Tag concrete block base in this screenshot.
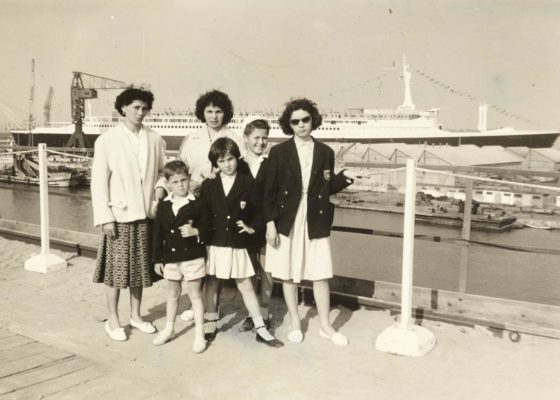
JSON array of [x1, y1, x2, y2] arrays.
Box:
[[375, 323, 436, 357], [24, 253, 67, 273]]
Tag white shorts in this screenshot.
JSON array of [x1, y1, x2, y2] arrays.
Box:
[[163, 257, 206, 282]]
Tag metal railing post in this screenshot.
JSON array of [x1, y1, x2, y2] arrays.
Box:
[[375, 159, 436, 356], [24, 144, 67, 273]]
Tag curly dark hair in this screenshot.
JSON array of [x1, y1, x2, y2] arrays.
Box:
[[278, 98, 322, 135], [195, 90, 234, 125], [208, 137, 241, 168], [114, 88, 154, 116]]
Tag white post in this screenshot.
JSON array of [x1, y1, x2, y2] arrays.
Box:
[[24, 144, 67, 273], [400, 158, 416, 329], [375, 159, 436, 356]]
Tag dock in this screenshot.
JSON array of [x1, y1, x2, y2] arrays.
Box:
[[1, 236, 559, 399]]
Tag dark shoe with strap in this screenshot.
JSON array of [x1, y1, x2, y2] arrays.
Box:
[[255, 326, 284, 348], [204, 317, 219, 342], [240, 317, 272, 332], [239, 316, 254, 332]]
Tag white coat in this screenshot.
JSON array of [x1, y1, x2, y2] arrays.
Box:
[[91, 123, 166, 226]]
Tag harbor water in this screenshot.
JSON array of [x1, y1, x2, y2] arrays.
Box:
[[0, 184, 559, 306]]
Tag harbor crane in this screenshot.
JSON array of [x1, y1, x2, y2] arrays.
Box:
[[67, 72, 128, 148], [43, 87, 54, 125]]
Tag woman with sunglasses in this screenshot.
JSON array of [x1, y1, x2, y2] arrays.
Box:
[[263, 98, 355, 346]]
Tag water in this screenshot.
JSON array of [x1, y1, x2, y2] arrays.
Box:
[[1, 185, 559, 306]]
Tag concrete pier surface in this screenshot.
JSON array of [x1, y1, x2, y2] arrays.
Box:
[[1, 236, 559, 399]]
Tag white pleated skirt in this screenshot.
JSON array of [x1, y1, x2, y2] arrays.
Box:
[[265, 195, 333, 283], [206, 246, 255, 279]]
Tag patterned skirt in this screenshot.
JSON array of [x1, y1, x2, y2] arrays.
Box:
[[93, 219, 158, 289]]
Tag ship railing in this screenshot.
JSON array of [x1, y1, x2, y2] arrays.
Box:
[[3, 147, 560, 355], [330, 160, 560, 349]]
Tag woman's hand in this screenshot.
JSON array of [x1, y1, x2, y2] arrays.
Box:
[[342, 169, 360, 180], [102, 222, 116, 239], [265, 221, 279, 248], [180, 221, 199, 237], [154, 187, 167, 202], [201, 165, 221, 180], [154, 263, 164, 277], [237, 220, 255, 235]]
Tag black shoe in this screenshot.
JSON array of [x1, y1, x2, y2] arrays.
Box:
[[204, 317, 219, 342], [204, 330, 217, 342], [255, 326, 284, 348], [239, 317, 254, 332]]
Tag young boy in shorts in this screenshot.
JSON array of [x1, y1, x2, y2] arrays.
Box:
[[152, 160, 207, 353]]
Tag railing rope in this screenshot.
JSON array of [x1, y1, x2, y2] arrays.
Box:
[[375, 159, 437, 356], [24, 143, 67, 273]]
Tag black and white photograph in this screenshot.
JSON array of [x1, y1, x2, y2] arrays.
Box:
[[0, 1, 559, 399]]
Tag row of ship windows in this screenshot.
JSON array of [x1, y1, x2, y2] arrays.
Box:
[[91, 124, 341, 131]]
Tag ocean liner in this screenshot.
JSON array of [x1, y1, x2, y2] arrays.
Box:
[[10, 60, 560, 151]]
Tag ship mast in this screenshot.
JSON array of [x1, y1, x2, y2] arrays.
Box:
[[397, 55, 415, 111], [28, 58, 35, 146]]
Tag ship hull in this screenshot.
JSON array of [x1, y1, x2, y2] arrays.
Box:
[[11, 130, 560, 151]]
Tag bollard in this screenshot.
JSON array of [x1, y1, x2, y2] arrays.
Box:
[[375, 159, 436, 356], [24, 143, 67, 273]]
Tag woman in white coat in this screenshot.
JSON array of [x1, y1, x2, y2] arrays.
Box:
[[92, 87, 166, 341]]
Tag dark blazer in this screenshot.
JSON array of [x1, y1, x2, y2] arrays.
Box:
[[199, 171, 261, 249], [152, 197, 207, 264], [263, 137, 352, 239]]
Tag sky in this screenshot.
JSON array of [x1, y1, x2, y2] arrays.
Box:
[[1, 0, 559, 132]]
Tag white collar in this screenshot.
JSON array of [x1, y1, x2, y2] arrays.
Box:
[[121, 122, 145, 137], [293, 135, 313, 148], [164, 192, 196, 203]]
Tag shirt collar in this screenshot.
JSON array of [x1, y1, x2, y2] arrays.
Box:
[[164, 192, 196, 203], [293, 135, 313, 149], [121, 122, 145, 137]]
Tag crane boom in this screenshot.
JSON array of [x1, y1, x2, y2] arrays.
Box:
[[67, 71, 129, 148]]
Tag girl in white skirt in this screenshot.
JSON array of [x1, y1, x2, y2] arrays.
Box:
[[263, 98, 355, 346], [199, 137, 283, 348]]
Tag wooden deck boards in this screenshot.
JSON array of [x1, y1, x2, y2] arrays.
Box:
[[0, 328, 109, 400]]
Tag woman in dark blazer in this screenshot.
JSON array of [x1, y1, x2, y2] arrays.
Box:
[[263, 98, 355, 346]]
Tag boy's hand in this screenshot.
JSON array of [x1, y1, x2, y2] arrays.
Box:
[[237, 220, 255, 235], [180, 220, 199, 237], [154, 263, 164, 277]]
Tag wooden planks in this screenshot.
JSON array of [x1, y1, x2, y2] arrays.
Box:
[[0, 329, 107, 400]]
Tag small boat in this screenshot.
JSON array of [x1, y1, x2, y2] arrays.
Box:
[[523, 221, 554, 230]]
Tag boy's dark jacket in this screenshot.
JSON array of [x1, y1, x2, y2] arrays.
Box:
[[152, 196, 207, 264], [198, 164, 262, 249]]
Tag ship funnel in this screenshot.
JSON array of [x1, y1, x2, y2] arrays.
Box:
[[397, 55, 415, 111], [477, 102, 488, 131]]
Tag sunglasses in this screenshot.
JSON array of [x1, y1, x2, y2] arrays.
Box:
[[289, 116, 312, 126]]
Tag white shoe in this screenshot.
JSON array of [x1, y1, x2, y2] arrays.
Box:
[[104, 321, 126, 341], [319, 328, 348, 346], [287, 328, 303, 343], [152, 330, 175, 346], [180, 309, 195, 322], [129, 319, 156, 334], [192, 335, 207, 353]]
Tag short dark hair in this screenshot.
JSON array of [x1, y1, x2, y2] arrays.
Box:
[[114, 88, 154, 116], [208, 137, 240, 168], [163, 160, 190, 180], [244, 119, 270, 136], [195, 90, 234, 125], [278, 98, 322, 135]]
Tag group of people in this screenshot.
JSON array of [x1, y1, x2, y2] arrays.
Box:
[[91, 88, 355, 354]]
